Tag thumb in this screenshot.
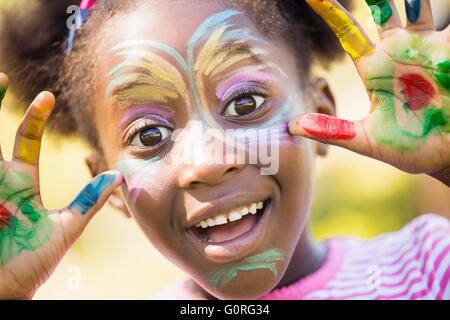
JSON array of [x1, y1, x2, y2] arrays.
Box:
[[61, 171, 124, 237], [288, 113, 371, 156]]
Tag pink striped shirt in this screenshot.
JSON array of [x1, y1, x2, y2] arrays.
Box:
[[149, 214, 450, 300]]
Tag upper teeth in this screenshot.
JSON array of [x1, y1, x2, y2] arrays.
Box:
[[195, 201, 264, 228]]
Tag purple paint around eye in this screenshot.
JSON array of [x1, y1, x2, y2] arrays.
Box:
[[119, 104, 175, 129], [215, 70, 275, 100]]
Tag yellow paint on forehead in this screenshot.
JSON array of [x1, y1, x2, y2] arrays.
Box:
[[114, 52, 188, 99], [195, 26, 227, 75], [204, 40, 248, 76], [114, 85, 179, 104], [210, 48, 269, 78]]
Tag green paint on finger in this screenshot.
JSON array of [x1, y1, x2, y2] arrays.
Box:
[[366, 0, 393, 27], [0, 85, 6, 107]]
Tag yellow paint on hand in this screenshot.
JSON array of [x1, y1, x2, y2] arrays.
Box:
[[306, 0, 374, 61], [17, 92, 54, 164]]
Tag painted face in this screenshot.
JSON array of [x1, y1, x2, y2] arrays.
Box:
[[93, 2, 316, 299]]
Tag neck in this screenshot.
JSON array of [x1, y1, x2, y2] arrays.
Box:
[[274, 225, 327, 290], [188, 224, 327, 299]]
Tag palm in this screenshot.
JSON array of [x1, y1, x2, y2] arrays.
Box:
[[358, 28, 449, 172], [0, 82, 122, 299], [291, 0, 449, 178], [0, 161, 67, 298]]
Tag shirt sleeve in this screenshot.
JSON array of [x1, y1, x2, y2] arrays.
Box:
[[403, 214, 450, 299]]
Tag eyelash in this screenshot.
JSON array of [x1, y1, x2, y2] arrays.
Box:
[[123, 86, 267, 144], [125, 119, 170, 146], [222, 86, 267, 110]]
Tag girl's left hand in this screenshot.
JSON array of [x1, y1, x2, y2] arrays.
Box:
[[289, 0, 450, 185]]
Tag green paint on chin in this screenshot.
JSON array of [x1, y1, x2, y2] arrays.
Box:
[[365, 0, 393, 27], [0, 163, 53, 266], [207, 248, 284, 292]]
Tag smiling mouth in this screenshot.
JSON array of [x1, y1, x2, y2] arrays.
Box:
[[190, 199, 270, 243]]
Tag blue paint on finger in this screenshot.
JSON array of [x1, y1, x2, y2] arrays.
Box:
[[69, 173, 118, 215], [405, 0, 421, 23]]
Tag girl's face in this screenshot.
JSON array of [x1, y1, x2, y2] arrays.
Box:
[[92, 1, 318, 299]]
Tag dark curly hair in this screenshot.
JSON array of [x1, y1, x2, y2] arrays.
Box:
[[0, 0, 353, 150]]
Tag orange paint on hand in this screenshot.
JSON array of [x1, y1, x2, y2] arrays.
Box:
[[306, 0, 374, 61]]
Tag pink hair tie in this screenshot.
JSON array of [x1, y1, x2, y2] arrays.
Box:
[[80, 0, 96, 10], [66, 0, 97, 53]]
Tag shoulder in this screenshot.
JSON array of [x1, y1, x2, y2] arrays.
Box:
[[307, 214, 450, 300]]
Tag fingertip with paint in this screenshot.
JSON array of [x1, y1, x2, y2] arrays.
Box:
[[0, 74, 8, 101], [0, 73, 9, 85], [405, 0, 421, 24], [287, 115, 304, 136], [32, 92, 56, 119], [69, 171, 122, 215]]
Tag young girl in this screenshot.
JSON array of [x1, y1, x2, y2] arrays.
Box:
[[0, 0, 448, 300]]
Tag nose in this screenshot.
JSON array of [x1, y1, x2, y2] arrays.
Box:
[[178, 163, 244, 188]]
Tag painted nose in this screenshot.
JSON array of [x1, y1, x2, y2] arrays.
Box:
[[178, 163, 243, 188]]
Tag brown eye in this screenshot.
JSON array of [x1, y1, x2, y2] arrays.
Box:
[[131, 126, 171, 147], [224, 95, 265, 116]]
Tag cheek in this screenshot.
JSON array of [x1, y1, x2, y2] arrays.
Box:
[[119, 161, 173, 225], [274, 136, 315, 243]]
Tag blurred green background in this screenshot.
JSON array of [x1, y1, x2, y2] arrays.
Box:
[[0, 0, 449, 299]]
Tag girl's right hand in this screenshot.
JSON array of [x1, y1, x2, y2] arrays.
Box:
[[0, 73, 123, 299]]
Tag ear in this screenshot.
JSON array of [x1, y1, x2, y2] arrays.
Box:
[[85, 155, 132, 218], [307, 78, 337, 157]]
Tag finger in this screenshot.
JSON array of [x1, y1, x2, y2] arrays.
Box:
[[305, 0, 375, 62], [0, 73, 8, 107], [365, 0, 402, 35], [60, 171, 123, 246], [12, 92, 55, 165], [67, 171, 123, 217], [405, 0, 435, 31], [288, 113, 371, 156], [0, 73, 9, 161]]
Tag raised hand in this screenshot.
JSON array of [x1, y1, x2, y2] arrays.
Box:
[[289, 0, 449, 185], [0, 74, 123, 299]]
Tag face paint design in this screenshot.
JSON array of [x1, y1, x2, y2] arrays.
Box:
[[405, 0, 421, 24], [365, 0, 393, 28], [0, 163, 53, 266], [215, 70, 275, 101], [106, 9, 292, 129], [109, 10, 296, 197], [68, 172, 118, 215], [365, 32, 450, 152], [207, 248, 283, 292]]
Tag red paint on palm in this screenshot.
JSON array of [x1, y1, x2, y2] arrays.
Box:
[[297, 114, 356, 140], [0, 205, 12, 230], [399, 73, 435, 111]]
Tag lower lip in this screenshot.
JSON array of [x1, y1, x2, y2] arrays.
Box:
[[187, 201, 272, 264]]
